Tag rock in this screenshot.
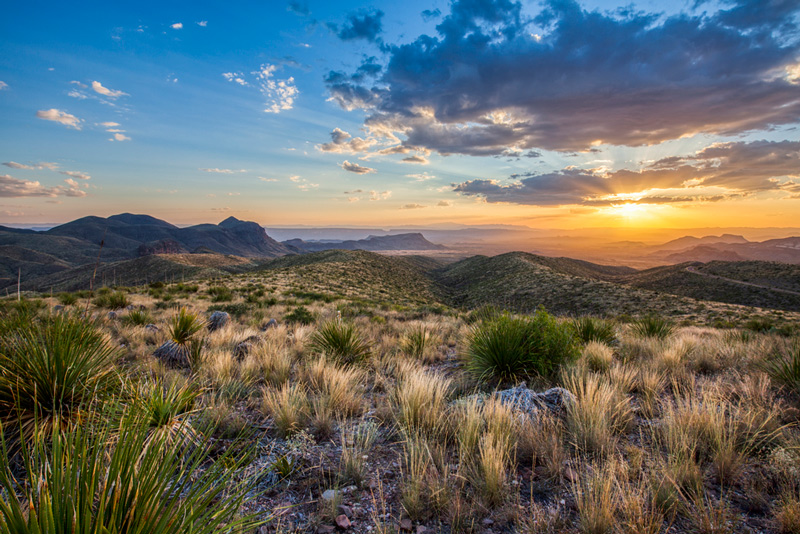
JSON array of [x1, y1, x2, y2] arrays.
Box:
[[399, 518, 413, 532], [207, 311, 230, 332], [482, 518, 495, 527], [459, 384, 576, 418], [233, 335, 262, 361], [338, 505, 353, 518], [317, 526, 336, 534], [145, 323, 159, 332], [564, 466, 579, 483], [416, 526, 428, 534], [262, 318, 279, 330], [335, 514, 351, 529], [106, 311, 118, 320], [321, 489, 340, 502], [52, 305, 64, 313], [126, 305, 135, 311], [153, 340, 191, 368]]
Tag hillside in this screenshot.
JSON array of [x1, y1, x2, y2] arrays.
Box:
[[283, 232, 447, 253], [648, 236, 800, 264]]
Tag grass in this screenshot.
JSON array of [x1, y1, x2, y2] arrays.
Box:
[[262, 382, 309, 437], [573, 316, 617, 345], [464, 309, 578, 382], [631, 315, 676, 339], [763, 341, 800, 395], [393, 367, 451, 438], [93, 290, 129, 309], [309, 319, 372, 365], [122, 308, 152, 326]]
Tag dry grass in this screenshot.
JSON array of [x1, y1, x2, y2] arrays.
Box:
[[393, 367, 451, 439], [303, 355, 365, 417], [262, 382, 309, 437]]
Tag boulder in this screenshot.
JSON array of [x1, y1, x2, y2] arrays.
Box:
[[233, 335, 262, 361], [460, 384, 575, 418], [208, 311, 230, 332], [153, 340, 191, 368], [106, 311, 118, 320], [145, 323, 160, 332], [262, 318, 279, 330]]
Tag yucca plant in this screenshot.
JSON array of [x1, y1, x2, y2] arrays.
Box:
[[154, 308, 205, 368], [122, 308, 152, 326], [401, 325, 436, 362], [763, 342, 800, 395], [0, 313, 120, 444], [309, 320, 372, 365], [0, 406, 262, 534], [573, 316, 617, 346], [139, 377, 202, 446], [631, 315, 675, 339]]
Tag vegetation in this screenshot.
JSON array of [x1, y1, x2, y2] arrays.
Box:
[[309, 319, 372, 364], [631, 314, 676, 339], [573, 316, 617, 345]]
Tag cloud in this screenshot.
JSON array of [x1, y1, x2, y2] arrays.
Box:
[[222, 72, 248, 86], [370, 190, 391, 200], [91, 81, 127, 99], [259, 177, 278, 182], [453, 139, 800, 207], [3, 161, 58, 170], [199, 168, 246, 174], [402, 155, 429, 164], [317, 128, 377, 154], [437, 200, 452, 207], [197, 21, 208, 27], [331, 8, 384, 42], [0, 174, 86, 198], [421, 9, 442, 21], [407, 172, 435, 181], [60, 170, 91, 180], [326, 0, 800, 155], [0, 81, 7, 90], [36, 109, 82, 129], [341, 160, 376, 174], [110, 133, 131, 141], [287, 1, 310, 16], [253, 64, 298, 113], [100, 121, 120, 127], [400, 203, 426, 209], [298, 183, 319, 191], [171, 22, 183, 29]]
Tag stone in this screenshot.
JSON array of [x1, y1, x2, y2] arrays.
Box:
[[337, 505, 353, 518], [233, 335, 261, 361], [399, 518, 413, 532], [207, 311, 230, 332], [335, 514, 351, 529], [145, 323, 159, 332], [416, 526, 428, 534], [52, 305, 64, 313], [321, 489, 340, 502], [564, 466, 579, 483], [106, 311, 117, 320], [482, 518, 495, 526], [459, 384, 576, 418], [317, 526, 336, 534], [153, 340, 191, 369], [262, 318, 279, 330]]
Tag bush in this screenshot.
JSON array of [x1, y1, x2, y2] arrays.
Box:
[[401, 325, 435, 362], [208, 303, 250, 319], [573, 316, 617, 345], [0, 313, 120, 443], [207, 286, 234, 302], [122, 309, 152, 326], [310, 320, 372, 365], [57, 292, 78, 306], [0, 405, 260, 534], [745, 317, 774, 334], [93, 291, 129, 309], [631, 315, 675, 339], [464, 309, 579, 383], [285, 306, 315, 325], [763, 342, 800, 395]]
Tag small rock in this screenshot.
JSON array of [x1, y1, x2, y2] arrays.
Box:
[[482, 518, 495, 526], [399, 518, 413, 532], [126, 305, 135, 311], [145, 323, 159, 332], [262, 318, 279, 330], [207, 311, 230, 332], [52, 305, 64, 313], [335, 514, 351, 529], [317, 526, 336, 534], [416, 526, 428, 534], [564, 466, 579, 483], [338, 505, 353, 518], [106, 311, 117, 320], [232, 335, 261, 361], [321, 489, 340, 502]]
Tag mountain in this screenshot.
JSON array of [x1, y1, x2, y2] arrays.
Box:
[[655, 234, 749, 251], [282, 232, 447, 253], [648, 237, 800, 264]]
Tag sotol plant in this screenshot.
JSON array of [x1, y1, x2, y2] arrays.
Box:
[[310, 320, 372, 365], [153, 308, 205, 368]]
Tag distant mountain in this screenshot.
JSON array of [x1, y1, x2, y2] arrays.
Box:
[[656, 234, 749, 251], [283, 232, 447, 253], [648, 237, 800, 264]]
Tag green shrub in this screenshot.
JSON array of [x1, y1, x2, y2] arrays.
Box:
[[465, 309, 578, 383], [122, 309, 152, 326], [310, 320, 372, 365], [763, 342, 800, 395], [631, 315, 675, 339], [745, 317, 774, 334], [572, 316, 617, 345], [285, 306, 315, 325], [207, 286, 234, 302], [208, 303, 250, 319], [0, 405, 260, 534], [93, 291, 128, 309], [139, 378, 201, 445], [0, 314, 120, 443], [153, 308, 205, 368], [57, 292, 78, 306], [401, 325, 435, 362]]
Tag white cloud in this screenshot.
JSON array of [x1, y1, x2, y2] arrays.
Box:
[[222, 72, 248, 86], [289, 175, 301, 182], [63, 178, 79, 188], [171, 22, 183, 29], [36, 109, 82, 129], [341, 160, 376, 174], [3, 161, 59, 171], [0, 174, 86, 198], [369, 190, 391, 201], [91, 81, 127, 99], [109, 133, 131, 141], [298, 183, 319, 191], [197, 21, 208, 27], [67, 90, 88, 100], [406, 172, 435, 181], [199, 168, 246, 174], [253, 64, 298, 113], [348, 197, 360, 202], [60, 170, 91, 180], [0, 81, 8, 90], [402, 155, 429, 164], [70, 81, 87, 88], [100, 121, 120, 127], [259, 177, 278, 182]]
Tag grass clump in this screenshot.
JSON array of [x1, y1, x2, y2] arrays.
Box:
[[631, 315, 675, 339], [573, 316, 617, 345], [57, 292, 78, 306], [93, 290, 129, 309], [285, 305, 315, 325], [0, 313, 119, 443], [122, 308, 152, 326], [139, 377, 201, 445], [262, 382, 309, 437], [464, 309, 578, 383], [309, 320, 372, 365], [763, 342, 800, 395], [401, 324, 436, 362]]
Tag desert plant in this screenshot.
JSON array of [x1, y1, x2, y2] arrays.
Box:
[[763, 342, 800, 395], [340, 419, 379, 486], [93, 290, 129, 309], [0, 313, 119, 443], [631, 315, 675, 339], [573, 316, 617, 345], [139, 377, 201, 445], [465, 309, 578, 383], [0, 406, 260, 534], [262, 382, 309, 437], [122, 308, 152, 326], [284, 305, 315, 325], [401, 324, 436, 362], [393, 367, 451, 438], [583, 341, 615, 372], [304, 356, 365, 417], [563, 372, 633, 456], [153, 308, 205, 368], [57, 292, 78, 306], [309, 320, 372, 365], [572, 460, 619, 534]]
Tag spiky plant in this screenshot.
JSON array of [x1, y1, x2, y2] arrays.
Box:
[[309, 320, 372, 365], [122, 308, 152, 326], [763, 342, 800, 395], [153, 308, 205, 368], [401, 325, 435, 362], [0, 406, 261, 534], [573, 316, 617, 346], [631, 315, 675, 340], [139, 377, 202, 446], [0, 313, 120, 444]]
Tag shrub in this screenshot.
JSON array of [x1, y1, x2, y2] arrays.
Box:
[[0, 406, 260, 534], [401, 325, 436, 362], [208, 303, 250, 319], [93, 291, 129, 309], [122, 308, 152, 326], [573, 316, 617, 345], [745, 317, 774, 334], [310, 320, 372, 365], [153, 308, 204, 368], [0, 313, 120, 443], [762, 342, 800, 395], [57, 292, 78, 306], [631, 315, 675, 339], [207, 286, 234, 302], [465, 309, 578, 383], [139, 378, 201, 445], [284, 306, 315, 325]]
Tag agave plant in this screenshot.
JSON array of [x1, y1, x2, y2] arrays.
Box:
[[0, 404, 262, 534], [0, 313, 120, 444], [153, 308, 205, 368], [572, 316, 617, 346], [309, 320, 372, 365]]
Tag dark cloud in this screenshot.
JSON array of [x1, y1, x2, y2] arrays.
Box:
[[453, 140, 800, 206], [331, 9, 384, 42], [421, 9, 442, 21], [326, 0, 800, 155]]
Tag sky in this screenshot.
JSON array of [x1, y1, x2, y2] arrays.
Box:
[[0, 0, 799, 230]]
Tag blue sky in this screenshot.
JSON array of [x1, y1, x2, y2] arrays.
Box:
[[1, 0, 799, 229]]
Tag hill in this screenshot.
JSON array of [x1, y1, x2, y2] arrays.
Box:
[[647, 237, 800, 264], [283, 232, 447, 253]]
